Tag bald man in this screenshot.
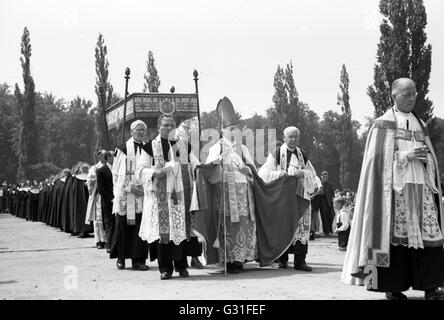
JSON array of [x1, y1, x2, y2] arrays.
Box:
[[258, 126, 321, 272], [342, 78, 444, 300]]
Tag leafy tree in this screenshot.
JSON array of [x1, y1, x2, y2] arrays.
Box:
[[94, 33, 113, 150], [0, 84, 19, 182], [28, 162, 61, 182], [336, 65, 353, 189], [143, 51, 161, 93], [428, 117, 444, 179], [270, 65, 288, 136], [269, 62, 320, 155], [368, 0, 433, 121], [14, 27, 37, 181], [313, 111, 341, 186]]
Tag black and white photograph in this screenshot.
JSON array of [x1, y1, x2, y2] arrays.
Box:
[[1, 0, 444, 308]]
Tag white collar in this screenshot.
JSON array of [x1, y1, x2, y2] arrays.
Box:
[[283, 143, 297, 152], [76, 173, 88, 181], [394, 106, 412, 116]]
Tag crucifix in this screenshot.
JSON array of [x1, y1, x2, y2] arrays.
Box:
[[126, 160, 135, 180]]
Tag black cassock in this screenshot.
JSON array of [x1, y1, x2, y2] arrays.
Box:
[[25, 191, 31, 220], [69, 176, 93, 235], [17, 190, 27, 219], [13, 189, 20, 216], [48, 180, 65, 227], [11, 190, 18, 216], [5, 189, 11, 213], [60, 175, 74, 233], [44, 183, 56, 225], [9, 189, 17, 215], [97, 164, 115, 247], [37, 184, 51, 223], [11, 190, 17, 216], [0, 188, 5, 213], [27, 191, 40, 221]]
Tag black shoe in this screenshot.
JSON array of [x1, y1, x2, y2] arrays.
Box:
[[116, 259, 125, 270], [132, 260, 149, 271], [132, 264, 149, 271], [96, 242, 105, 249], [233, 261, 243, 269], [294, 261, 313, 272], [78, 232, 91, 238], [425, 287, 444, 300], [160, 272, 172, 280], [385, 292, 408, 300], [226, 263, 240, 274], [278, 261, 288, 269], [177, 269, 189, 278], [191, 257, 204, 269], [227, 267, 240, 274]]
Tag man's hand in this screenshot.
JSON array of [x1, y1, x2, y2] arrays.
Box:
[[213, 154, 224, 164], [238, 166, 251, 176], [279, 170, 288, 177], [152, 167, 170, 177], [130, 185, 144, 196], [407, 146, 429, 163], [293, 170, 305, 179]]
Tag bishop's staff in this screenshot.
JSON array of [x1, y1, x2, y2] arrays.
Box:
[[216, 98, 227, 276], [216, 97, 238, 277]]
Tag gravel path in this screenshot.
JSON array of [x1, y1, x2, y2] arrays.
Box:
[[0, 213, 425, 300]]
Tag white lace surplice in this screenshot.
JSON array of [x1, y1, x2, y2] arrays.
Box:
[[392, 110, 443, 248], [136, 136, 188, 245]]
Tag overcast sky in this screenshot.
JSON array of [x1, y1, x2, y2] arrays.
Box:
[[1, 0, 443, 131]]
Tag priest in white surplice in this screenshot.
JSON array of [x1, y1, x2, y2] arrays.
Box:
[[136, 114, 200, 280], [85, 150, 107, 250], [342, 78, 444, 300], [110, 120, 149, 271], [258, 126, 320, 271]]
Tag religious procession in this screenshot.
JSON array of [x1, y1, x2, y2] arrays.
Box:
[[1, 0, 444, 302]]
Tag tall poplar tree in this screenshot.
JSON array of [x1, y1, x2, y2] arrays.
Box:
[[336, 65, 353, 189], [143, 51, 161, 93], [368, 0, 433, 121], [14, 27, 37, 181], [94, 33, 113, 150]]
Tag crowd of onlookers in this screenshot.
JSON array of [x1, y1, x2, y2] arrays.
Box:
[[308, 171, 356, 251]]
